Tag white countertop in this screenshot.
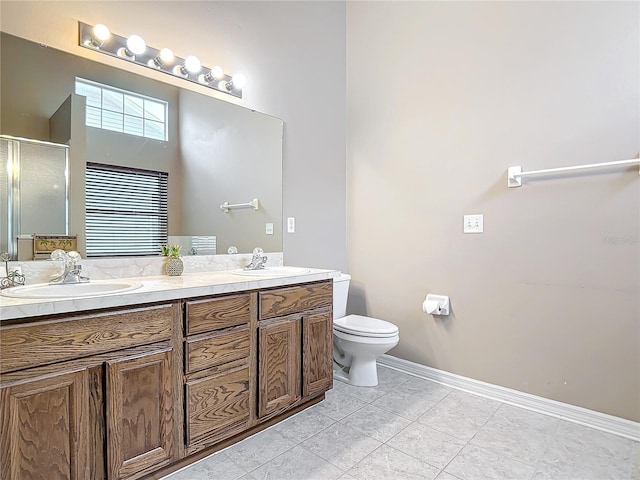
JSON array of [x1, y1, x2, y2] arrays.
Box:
[[0, 268, 338, 321]]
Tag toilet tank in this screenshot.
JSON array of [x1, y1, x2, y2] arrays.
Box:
[[332, 272, 351, 319]]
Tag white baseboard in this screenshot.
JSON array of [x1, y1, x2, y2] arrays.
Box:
[[378, 354, 640, 442]]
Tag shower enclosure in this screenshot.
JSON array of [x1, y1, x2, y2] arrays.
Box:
[[0, 136, 69, 259]]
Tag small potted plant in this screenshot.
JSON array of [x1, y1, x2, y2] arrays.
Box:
[[161, 244, 183, 276]]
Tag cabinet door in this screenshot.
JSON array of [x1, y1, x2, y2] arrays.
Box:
[[106, 347, 174, 480], [0, 368, 90, 480], [258, 318, 301, 418], [302, 311, 333, 398]]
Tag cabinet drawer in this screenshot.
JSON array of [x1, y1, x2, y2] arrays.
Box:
[[185, 325, 250, 374], [259, 281, 332, 320], [0, 304, 176, 374], [185, 294, 251, 335], [185, 365, 250, 446]]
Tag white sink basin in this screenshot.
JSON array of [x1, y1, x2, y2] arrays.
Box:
[[230, 266, 311, 277], [1, 281, 143, 299]]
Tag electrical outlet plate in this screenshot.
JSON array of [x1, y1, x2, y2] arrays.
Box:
[[265, 223, 274, 235], [287, 217, 295, 233], [464, 214, 483, 233]]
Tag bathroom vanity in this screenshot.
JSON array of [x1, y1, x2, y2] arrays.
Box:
[[0, 269, 335, 480]]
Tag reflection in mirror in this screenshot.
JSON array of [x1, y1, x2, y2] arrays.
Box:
[[0, 32, 283, 260], [168, 236, 216, 256], [0, 136, 70, 258]]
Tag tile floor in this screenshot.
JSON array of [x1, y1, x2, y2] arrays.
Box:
[[165, 366, 639, 480]]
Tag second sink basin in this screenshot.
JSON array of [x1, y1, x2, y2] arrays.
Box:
[[1, 281, 143, 299], [230, 266, 311, 277]]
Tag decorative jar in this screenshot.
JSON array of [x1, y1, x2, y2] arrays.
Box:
[[165, 257, 184, 276]]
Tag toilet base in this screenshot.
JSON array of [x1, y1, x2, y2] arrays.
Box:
[[347, 357, 379, 387], [333, 359, 379, 387]]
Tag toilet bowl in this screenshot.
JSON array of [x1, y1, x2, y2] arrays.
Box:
[[332, 273, 400, 387]]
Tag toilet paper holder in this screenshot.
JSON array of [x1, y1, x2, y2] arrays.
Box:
[[423, 294, 450, 316]]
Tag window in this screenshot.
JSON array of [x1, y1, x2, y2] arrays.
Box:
[[75, 78, 168, 141], [85, 163, 168, 257]]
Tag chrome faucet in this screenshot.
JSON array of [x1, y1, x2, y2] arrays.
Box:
[[49, 249, 90, 285], [0, 252, 25, 290], [244, 247, 268, 270]]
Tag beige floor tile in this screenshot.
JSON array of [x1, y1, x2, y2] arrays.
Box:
[[417, 390, 501, 440], [348, 444, 440, 480], [274, 407, 336, 443], [224, 428, 296, 472], [300, 422, 382, 471], [444, 444, 536, 480], [248, 445, 344, 480], [340, 404, 412, 442], [386, 422, 466, 469]]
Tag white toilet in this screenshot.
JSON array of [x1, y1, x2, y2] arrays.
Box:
[[332, 273, 399, 387]]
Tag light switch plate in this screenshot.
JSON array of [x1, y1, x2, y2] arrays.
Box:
[[464, 214, 484, 233]]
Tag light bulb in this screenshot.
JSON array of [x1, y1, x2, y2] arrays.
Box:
[[184, 55, 201, 74], [149, 48, 175, 68], [210, 65, 224, 79], [86, 24, 110, 48], [199, 65, 225, 84], [126, 35, 146, 55], [231, 73, 247, 89], [93, 24, 111, 42], [159, 48, 174, 64]]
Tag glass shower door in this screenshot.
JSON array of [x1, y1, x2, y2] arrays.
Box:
[[0, 136, 69, 259]]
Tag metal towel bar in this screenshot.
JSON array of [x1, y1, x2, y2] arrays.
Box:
[[220, 198, 259, 213], [507, 157, 640, 187]]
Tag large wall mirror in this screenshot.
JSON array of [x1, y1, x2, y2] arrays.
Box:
[[0, 32, 283, 259]]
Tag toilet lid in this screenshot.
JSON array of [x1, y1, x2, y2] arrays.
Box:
[[334, 314, 399, 338]]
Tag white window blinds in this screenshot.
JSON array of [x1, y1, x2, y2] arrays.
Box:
[[85, 163, 168, 257]]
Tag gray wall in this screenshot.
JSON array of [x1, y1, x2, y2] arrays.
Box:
[[347, 1, 639, 421]]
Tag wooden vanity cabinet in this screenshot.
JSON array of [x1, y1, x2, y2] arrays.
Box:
[[0, 278, 334, 479], [0, 303, 180, 480], [257, 280, 333, 419]]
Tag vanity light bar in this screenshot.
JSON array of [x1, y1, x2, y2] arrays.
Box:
[[78, 22, 245, 98]]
